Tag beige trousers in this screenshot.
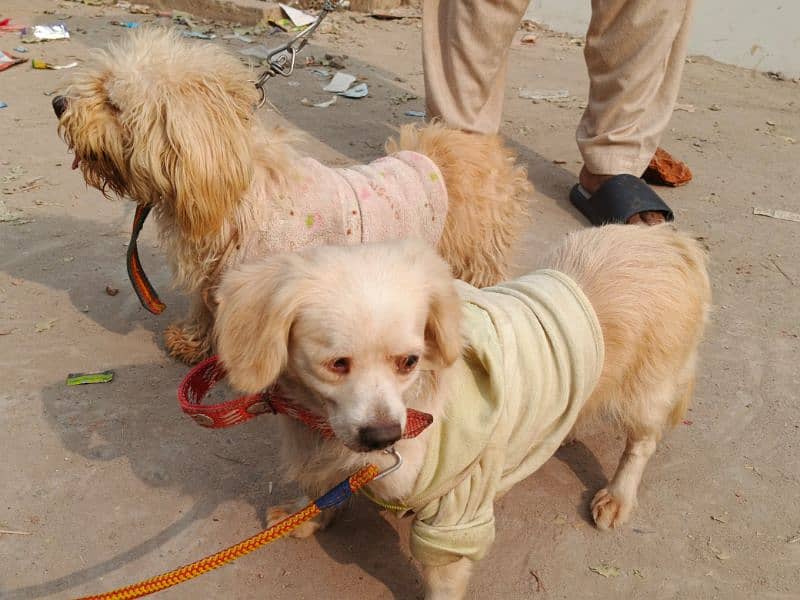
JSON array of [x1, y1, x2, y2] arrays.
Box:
[[423, 0, 695, 176]]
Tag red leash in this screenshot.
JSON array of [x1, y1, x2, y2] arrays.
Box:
[[126, 204, 166, 315], [178, 356, 434, 437]]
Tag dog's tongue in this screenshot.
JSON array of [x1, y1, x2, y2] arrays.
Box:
[[71, 155, 80, 170]]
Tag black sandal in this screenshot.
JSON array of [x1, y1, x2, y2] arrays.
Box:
[[569, 174, 674, 226]]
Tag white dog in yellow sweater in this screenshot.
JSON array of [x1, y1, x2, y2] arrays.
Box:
[[214, 225, 711, 599]]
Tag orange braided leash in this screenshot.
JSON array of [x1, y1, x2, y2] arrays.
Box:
[[76, 464, 379, 600]]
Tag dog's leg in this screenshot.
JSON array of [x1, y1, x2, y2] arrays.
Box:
[[591, 432, 657, 530], [164, 296, 213, 365], [423, 557, 473, 600], [266, 497, 339, 539], [592, 357, 697, 530]]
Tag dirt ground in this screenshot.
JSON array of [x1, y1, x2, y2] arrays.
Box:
[[1, 1, 799, 598]]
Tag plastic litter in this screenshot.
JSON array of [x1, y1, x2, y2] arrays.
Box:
[[66, 370, 115, 386], [13, 47, 28, 53], [0, 51, 26, 72], [25, 23, 70, 41], [340, 82, 368, 98], [404, 110, 426, 118], [0, 101, 7, 109], [111, 21, 139, 28], [0, 18, 26, 33], [32, 59, 78, 70]]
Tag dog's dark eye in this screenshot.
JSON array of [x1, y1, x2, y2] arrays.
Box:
[[396, 355, 419, 374], [327, 357, 351, 375]]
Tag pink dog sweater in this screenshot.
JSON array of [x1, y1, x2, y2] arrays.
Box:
[[248, 150, 448, 256]]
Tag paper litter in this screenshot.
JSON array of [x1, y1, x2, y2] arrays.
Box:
[[279, 4, 316, 28], [753, 207, 800, 223], [323, 72, 356, 93]]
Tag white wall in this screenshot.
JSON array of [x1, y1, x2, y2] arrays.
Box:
[[525, 0, 800, 78]]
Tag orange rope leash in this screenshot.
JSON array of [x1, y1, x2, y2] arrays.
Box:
[[76, 464, 379, 600]]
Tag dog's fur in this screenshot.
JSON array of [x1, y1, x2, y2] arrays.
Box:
[[213, 225, 711, 598], [54, 29, 530, 365]]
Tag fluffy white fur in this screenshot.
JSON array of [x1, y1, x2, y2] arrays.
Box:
[[54, 29, 531, 364], [214, 225, 712, 598]]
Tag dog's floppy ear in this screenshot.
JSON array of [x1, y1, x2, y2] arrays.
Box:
[[214, 254, 308, 393], [127, 70, 258, 241], [408, 243, 463, 367]]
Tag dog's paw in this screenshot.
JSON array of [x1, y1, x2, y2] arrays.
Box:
[[164, 324, 211, 365], [266, 503, 321, 539], [591, 487, 634, 530]]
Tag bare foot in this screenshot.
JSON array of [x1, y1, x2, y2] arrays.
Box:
[[579, 166, 666, 225]]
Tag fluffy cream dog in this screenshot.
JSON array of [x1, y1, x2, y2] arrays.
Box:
[[214, 225, 711, 599], [52, 29, 530, 364]]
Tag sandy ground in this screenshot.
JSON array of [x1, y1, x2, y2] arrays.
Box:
[[1, 1, 799, 599]]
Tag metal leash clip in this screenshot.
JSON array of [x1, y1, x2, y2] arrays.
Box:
[[253, 0, 343, 108], [372, 446, 403, 481]]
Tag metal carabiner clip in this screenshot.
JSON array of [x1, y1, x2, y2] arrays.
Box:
[[252, 0, 343, 109]]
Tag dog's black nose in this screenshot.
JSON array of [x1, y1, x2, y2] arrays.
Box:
[[52, 95, 68, 118], [358, 423, 402, 451]]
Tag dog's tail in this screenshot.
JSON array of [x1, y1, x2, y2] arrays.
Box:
[[387, 122, 532, 287]]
